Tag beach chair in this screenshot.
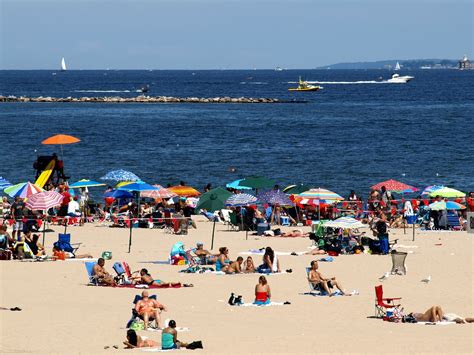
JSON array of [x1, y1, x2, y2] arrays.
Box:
[[305, 267, 328, 296], [374, 285, 402, 318], [113, 261, 133, 285], [220, 209, 233, 230], [126, 294, 158, 329], [228, 212, 240, 231], [85, 261, 99, 285], [447, 212, 461, 231], [390, 251, 407, 275], [54, 233, 81, 254]]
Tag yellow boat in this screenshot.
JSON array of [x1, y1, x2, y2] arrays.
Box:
[[288, 77, 322, 92]]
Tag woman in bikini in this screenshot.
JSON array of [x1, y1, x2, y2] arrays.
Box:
[[215, 247, 231, 272], [134, 268, 191, 287], [123, 329, 158, 348], [254, 275, 271, 305]]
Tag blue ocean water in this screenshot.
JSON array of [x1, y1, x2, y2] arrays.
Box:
[[0, 69, 473, 196]]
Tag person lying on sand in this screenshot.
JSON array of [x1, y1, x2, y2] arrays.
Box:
[[133, 268, 192, 288], [92, 257, 116, 286], [308, 260, 348, 296], [124, 329, 158, 348], [410, 306, 474, 323], [280, 229, 309, 238], [53, 245, 93, 260], [225, 256, 244, 274], [135, 290, 166, 330], [243, 256, 256, 273]]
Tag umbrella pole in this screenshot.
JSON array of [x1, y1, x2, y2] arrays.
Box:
[[64, 219, 67, 234], [210, 219, 216, 250], [42, 216, 46, 247], [412, 220, 415, 241], [128, 216, 133, 253]]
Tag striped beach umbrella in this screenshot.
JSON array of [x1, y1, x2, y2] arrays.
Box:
[[429, 201, 465, 211], [101, 169, 141, 182], [0, 176, 13, 190], [258, 190, 293, 206], [324, 217, 364, 229], [421, 185, 444, 196], [371, 179, 418, 193], [168, 185, 201, 197], [69, 179, 106, 188], [4, 182, 43, 198], [25, 191, 64, 210], [226, 193, 258, 207], [140, 185, 177, 199], [428, 187, 465, 198], [299, 188, 344, 200]]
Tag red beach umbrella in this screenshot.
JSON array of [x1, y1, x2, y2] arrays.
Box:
[[371, 179, 418, 193]]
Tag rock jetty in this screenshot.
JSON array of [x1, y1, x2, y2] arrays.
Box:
[[0, 95, 306, 104]]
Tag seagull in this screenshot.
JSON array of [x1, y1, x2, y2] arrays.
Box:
[[379, 272, 390, 281], [421, 275, 431, 284]]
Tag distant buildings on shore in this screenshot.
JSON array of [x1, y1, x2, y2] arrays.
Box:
[[458, 55, 472, 70]]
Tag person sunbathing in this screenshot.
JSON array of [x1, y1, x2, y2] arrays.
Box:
[[92, 257, 116, 286], [162, 320, 189, 350], [280, 229, 309, 238], [243, 256, 256, 273], [52, 245, 93, 260], [135, 290, 166, 330], [215, 247, 231, 272], [193, 242, 216, 264], [123, 329, 158, 349], [308, 260, 347, 296], [254, 275, 271, 305], [257, 247, 280, 273], [411, 306, 474, 323], [133, 268, 189, 287], [225, 257, 244, 274], [25, 233, 45, 256]]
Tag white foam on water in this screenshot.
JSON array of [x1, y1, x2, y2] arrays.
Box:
[[74, 90, 131, 93]]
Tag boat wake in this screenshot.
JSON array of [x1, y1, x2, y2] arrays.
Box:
[[240, 82, 268, 85], [74, 90, 132, 93], [287, 80, 390, 84]]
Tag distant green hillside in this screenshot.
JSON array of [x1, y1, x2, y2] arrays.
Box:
[[318, 59, 459, 69]]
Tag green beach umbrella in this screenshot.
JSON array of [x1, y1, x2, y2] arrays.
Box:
[[428, 187, 465, 198], [282, 184, 310, 195], [195, 187, 233, 250], [237, 176, 275, 189]]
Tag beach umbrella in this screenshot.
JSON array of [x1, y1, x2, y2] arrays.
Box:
[[282, 184, 310, 195], [25, 191, 63, 211], [4, 182, 43, 198], [429, 201, 465, 211], [226, 179, 252, 190], [225, 193, 258, 207], [323, 217, 364, 229], [299, 188, 344, 200], [428, 187, 465, 198], [0, 176, 13, 190], [421, 185, 444, 196], [140, 185, 177, 199], [101, 169, 141, 182], [195, 187, 233, 249], [168, 185, 201, 197], [103, 189, 134, 199], [237, 176, 275, 189], [42, 134, 80, 157], [371, 179, 418, 193], [118, 182, 158, 192], [258, 190, 293, 206], [69, 179, 106, 189]]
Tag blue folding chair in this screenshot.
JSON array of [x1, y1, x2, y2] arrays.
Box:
[[54, 233, 81, 254], [447, 211, 461, 230], [126, 294, 158, 328], [85, 261, 99, 285]]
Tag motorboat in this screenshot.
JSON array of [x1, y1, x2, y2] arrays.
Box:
[[386, 73, 414, 83], [288, 77, 322, 91]]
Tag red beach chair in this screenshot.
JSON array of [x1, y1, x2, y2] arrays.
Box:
[[374, 285, 402, 318]]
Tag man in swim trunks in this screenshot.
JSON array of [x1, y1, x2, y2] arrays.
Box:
[[135, 290, 166, 330], [225, 256, 243, 274], [308, 260, 347, 296], [92, 257, 116, 286]]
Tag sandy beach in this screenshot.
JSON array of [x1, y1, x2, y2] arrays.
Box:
[[0, 217, 472, 354]]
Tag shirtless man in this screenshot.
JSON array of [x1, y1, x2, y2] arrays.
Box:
[[225, 256, 244, 274], [307, 260, 347, 296], [194, 242, 216, 264], [135, 290, 166, 330], [92, 258, 116, 286]]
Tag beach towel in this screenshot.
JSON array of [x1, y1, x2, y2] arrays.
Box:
[[416, 321, 456, 325], [236, 302, 287, 307], [241, 250, 307, 256], [100, 283, 182, 289]]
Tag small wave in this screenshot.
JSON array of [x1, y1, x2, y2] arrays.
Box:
[[74, 90, 131, 93]]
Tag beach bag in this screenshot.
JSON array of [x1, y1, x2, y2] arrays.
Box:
[[228, 293, 243, 306], [187, 341, 203, 350], [402, 314, 417, 323], [0, 249, 12, 260], [129, 320, 145, 331], [102, 251, 112, 260]]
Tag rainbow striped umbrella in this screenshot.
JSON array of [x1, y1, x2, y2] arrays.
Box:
[[299, 188, 343, 200], [429, 201, 465, 210], [0, 176, 13, 190], [428, 187, 465, 198], [4, 182, 43, 198], [25, 191, 64, 210], [421, 185, 444, 196]]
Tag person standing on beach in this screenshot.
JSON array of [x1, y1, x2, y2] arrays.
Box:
[[10, 197, 25, 241], [373, 214, 390, 254]]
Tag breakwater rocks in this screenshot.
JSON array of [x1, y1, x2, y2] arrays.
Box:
[[0, 95, 306, 104]]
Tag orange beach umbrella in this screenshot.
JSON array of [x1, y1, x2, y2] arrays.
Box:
[[168, 185, 201, 197], [42, 134, 81, 145]]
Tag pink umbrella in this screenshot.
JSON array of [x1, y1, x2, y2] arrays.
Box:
[[140, 185, 177, 199], [25, 191, 64, 211]]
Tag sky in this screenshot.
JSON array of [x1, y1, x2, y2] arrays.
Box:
[[0, 0, 472, 69]]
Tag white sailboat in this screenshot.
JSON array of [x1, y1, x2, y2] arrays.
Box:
[[61, 57, 67, 71], [394, 61, 401, 71]]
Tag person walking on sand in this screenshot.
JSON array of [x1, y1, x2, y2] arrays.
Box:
[[308, 260, 348, 296], [254, 275, 271, 305], [135, 290, 167, 330]]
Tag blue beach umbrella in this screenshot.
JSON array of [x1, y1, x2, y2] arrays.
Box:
[[225, 193, 258, 207], [0, 177, 13, 190], [226, 179, 252, 190], [101, 169, 141, 182], [118, 182, 158, 192], [104, 189, 134, 199], [69, 179, 106, 189]]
